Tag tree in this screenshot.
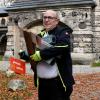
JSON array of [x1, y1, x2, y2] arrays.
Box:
[[0, 0, 15, 7]]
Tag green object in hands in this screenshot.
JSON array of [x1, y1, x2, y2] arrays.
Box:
[[30, 51, 41, 61]]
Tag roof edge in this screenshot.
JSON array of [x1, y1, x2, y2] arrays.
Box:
[[5, 1, 97, 11]]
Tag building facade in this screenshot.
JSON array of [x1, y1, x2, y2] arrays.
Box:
[[1, 0, 100, 64]]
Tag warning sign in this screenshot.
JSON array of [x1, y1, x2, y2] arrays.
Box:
[[9, 57, 26, 74]]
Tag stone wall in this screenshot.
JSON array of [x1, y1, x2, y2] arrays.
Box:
[[93, 0, 100, 59], [58, 8, 93, 54]]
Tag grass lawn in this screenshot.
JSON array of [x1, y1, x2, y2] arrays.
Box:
[[0, 55, 3, 61], [0, 71, 38, 100]]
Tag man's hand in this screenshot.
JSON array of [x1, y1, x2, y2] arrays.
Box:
[[30, 51, 42, 61]]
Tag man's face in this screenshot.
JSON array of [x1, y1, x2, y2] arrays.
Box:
[[43, 10, 59, 31]]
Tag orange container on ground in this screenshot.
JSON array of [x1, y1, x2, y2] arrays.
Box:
[[9, 57, 26, 74]]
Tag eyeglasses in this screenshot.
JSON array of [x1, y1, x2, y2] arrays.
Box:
[[43, 16, 57, 20]]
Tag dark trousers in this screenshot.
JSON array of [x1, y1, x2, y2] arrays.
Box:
[[38, 76, 73, 100]]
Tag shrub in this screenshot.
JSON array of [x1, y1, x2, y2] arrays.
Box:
[[0, 55, 3, 61], [91, 60, 100, 67]]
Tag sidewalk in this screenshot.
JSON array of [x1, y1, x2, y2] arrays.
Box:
[[73, 65, 100, 74], [0, 61, 34, 75], [0, 61, 100, 74]]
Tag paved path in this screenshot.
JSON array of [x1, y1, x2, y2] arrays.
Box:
[[0, 61, 34, 75], [73, 65, 100, 74], [0, 61, 100, 75]]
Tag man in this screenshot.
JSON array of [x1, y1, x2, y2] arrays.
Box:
[[30, 10, 75, 100]]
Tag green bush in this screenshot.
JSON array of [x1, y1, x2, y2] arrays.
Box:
[[0, 55, 3, 61], [91, 60, 100, 67]]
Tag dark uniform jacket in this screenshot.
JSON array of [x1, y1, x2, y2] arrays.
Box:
[[35, 25, 75, 90]]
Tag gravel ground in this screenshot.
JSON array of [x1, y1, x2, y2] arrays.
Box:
[[71, 73, 100, 100], [27, 72, 100, 100]]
